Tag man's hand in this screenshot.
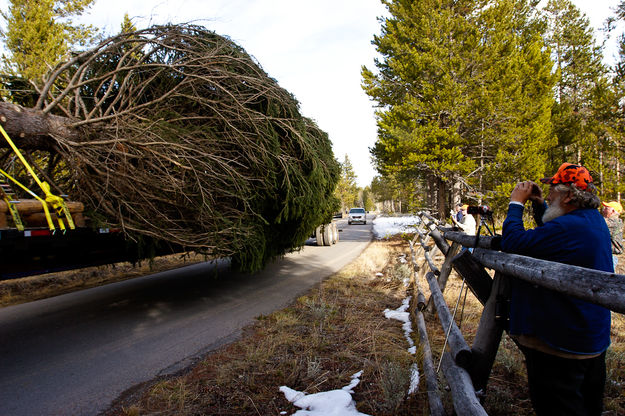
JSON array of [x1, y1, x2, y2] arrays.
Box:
[[511, 181, 543, 205], [529, 183, 544, 204]]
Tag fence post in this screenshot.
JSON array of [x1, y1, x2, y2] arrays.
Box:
[[451, 249, 493, 306], [409, 228, 447, 415], [472, 248, 625, 313], [468, 272, 509, 393], [426, 241, 461, 315], [415, 311, 447, 416], [408, 240, 427, 309], [425, 271, 472, 368], [438, 241, 462, 289], [430, 227, 450, 256], [441, 352, 488, 416]]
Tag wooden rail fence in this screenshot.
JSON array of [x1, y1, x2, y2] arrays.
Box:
[[407, 211, 625, 416]]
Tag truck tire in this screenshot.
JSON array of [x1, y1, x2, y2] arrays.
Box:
[[332, 223, 339, 243], [323, 224, 332, 246], [315, 225, 324, 246]]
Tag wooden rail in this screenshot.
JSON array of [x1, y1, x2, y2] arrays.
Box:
[[405, 211, 625, 415]]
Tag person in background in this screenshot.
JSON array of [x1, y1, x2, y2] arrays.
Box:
[[501, 163, 612, 416], [454, 203, 464, 222], [452, 204, 476, 236], [601, 201, 623, 266]]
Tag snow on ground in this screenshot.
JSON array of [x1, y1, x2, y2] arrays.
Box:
[[279, 214, 421, 415], [279, 371, 370, 416], [372, 215, 420, 239], [384, 297, 416, 354], [384, 297, 420, 394]]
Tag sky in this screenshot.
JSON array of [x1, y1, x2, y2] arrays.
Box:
[[277, 216, 419, 416], [0, 0, 621, 187]]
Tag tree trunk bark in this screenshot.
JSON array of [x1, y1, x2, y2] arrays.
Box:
[[427, 174, 435, 212], [0, 102, 81, 151], [437, 177, 446, 220]]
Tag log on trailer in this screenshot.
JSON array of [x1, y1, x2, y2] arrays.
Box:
[[0, 199, 85, 228]]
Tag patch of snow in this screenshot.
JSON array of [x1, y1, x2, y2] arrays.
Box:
[[279, 371, 370, 416], [383, 297, 415, 351], [408, 363, 420, 395], [383, 296, 421, 395], [372, 216, 420, 239]]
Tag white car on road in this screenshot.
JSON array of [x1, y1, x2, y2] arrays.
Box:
[[348, 207, 367, 225]]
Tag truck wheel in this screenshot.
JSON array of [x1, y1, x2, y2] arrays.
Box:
[[323, 224, 333, 246], [315, 225, 324, 246], [332, 223, 339, 243]]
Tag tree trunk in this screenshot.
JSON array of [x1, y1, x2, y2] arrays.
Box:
[[0, 102, 81, 151], [617, 142, 621, 203], [427, 174, 435, 211], [437, 177, 446, 220], [452, 175, 462, 209]]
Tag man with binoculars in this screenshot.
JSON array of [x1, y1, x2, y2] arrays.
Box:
[[501, 163, 612, 416]]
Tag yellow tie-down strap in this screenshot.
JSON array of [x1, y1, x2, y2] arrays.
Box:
[[0, 181, 24, 231], [0, 123, 75, 231], [0, 167, 56, 230], [42, 182, 75, 230]]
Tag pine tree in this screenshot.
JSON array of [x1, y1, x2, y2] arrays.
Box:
[[363, 0, 483, 216], [470, 0, 555, 208], [599, 0, 625, 201], [1, 0, 98, 88], [334, 155, 359, 213], [543, 0, 606, 168], [370, 174, 399, 212], [363, 0, 554, 214], [361, 186, 375, 211], [588, 75, 623, 198]]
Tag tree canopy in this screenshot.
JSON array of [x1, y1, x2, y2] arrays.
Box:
[[365, 0, 623, 216], [334, 155, 359, 212], [1, 0, 97, 89]]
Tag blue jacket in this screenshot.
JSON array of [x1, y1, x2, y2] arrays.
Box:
[[501, 202, 612, 354]]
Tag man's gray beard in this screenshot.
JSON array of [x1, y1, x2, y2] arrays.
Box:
[[542, 201, 566, 223]]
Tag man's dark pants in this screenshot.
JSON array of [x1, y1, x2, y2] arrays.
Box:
[[520, 346, 606, 416]]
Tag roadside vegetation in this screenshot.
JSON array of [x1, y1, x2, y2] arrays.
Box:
[[99, 237, 625, 415], [106, 239, 423, 415]]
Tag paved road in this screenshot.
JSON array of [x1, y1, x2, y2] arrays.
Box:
[[0, 218, 374, 416]]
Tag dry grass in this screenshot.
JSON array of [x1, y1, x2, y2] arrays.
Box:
[[99, 238, 625, 415], [105, 239, 426, 415], [0, 252, 206, 307]]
